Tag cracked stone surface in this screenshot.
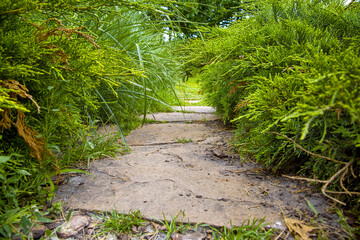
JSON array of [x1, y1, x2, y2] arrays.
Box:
[[172, 106, 216, 113], [144, 112, 220, 122], [55, 107, 336, 228]]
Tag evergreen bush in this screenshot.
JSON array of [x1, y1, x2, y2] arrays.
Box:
[[180, 0, 360, 213], [0, 0, 182, 236]]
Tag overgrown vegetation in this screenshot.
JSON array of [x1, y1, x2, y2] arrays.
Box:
[[0, 0, 186, 236], [2, 0, 360, 238], [180, 0, 360, 230]]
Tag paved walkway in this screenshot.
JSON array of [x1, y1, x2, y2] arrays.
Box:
[[55, 107, 334, 229]]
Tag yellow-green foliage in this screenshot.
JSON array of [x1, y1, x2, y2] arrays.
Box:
[[0, 0, 182, 236], [0, 0, 182, 163], [181, 0, 360, 211]]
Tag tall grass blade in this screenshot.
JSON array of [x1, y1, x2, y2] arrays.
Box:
[[136, 43, 147, 125], [95, 89, 127, 148]]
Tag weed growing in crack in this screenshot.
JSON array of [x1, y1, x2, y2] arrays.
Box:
[[156, 211, 192, 239], [98, 210, 145, 236], [144, 118, 169, 124], [210, 218, 273, 240], [174, 137, 192, 143]]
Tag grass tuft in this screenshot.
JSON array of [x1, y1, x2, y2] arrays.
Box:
[[211, 218, 273, 240], [99, 210, 145, 236], [174, 137, 192, 143]]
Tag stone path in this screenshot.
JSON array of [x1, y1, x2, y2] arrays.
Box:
[[54, 107, 337, 230]]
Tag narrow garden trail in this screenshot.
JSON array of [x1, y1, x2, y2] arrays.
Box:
[[54, 106, 337, 231]]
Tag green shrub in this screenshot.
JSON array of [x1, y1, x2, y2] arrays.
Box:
[[181, 0, 360, 212], [0, 0, 183, 236]]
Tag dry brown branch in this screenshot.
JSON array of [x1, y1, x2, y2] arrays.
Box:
[[1, 80, 40, 113], [351, 163, 357, 178], [284, 164, 359, 206], [0, 108, 13, 131], [147, 222, 159, 240], [229, 81, 246, 96], [274, 230, 285, 240], [21, 17, 101, 71], [0, 79, 48, 165], [234, 100, 251, 112], [22, 17, 100, 49], [283, 175, 327, 183], [340, 167, 351, 196], [269, 132, 359, 205], [334, 108, 342, 120], [325, 190, 360, 195], [15, 111, 45, 166], [320, 161, 354, 206], [267, 131, 344, 164], [45, 44, 70, 69]]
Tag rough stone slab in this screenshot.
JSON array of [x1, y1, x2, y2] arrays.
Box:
[[125, 123, 223, 146], [172, 106, 216, 113], [144, 112, 220, 122]]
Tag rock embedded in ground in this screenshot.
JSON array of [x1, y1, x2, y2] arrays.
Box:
[[31, 225, 47, 239], [171, 232, 206, 240], [106, 233, 120, 240], [57, 215, 90, 238]]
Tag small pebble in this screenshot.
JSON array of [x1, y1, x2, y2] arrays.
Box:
[[131, 225, 137, 232]]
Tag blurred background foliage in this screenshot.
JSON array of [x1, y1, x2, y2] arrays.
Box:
[[179, 0, 360, 224]]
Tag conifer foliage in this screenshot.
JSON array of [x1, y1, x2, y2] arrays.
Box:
[[180, 0, 360, 211], [0, 0, 181, 236]]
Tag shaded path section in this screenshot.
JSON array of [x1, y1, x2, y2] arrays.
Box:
[[55, 107, 335, 228]]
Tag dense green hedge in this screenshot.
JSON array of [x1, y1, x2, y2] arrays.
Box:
[[180, 0, 360, 212], [0, 1, 181, 236]]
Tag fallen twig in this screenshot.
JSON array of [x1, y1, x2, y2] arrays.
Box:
[[274, 230, 285, 240], [268, 132, 360, 206], [325, 190, 360, 195], [282, 175, 326, 184], [147, 222, 159, 240], [320, 161, 354, 206]]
